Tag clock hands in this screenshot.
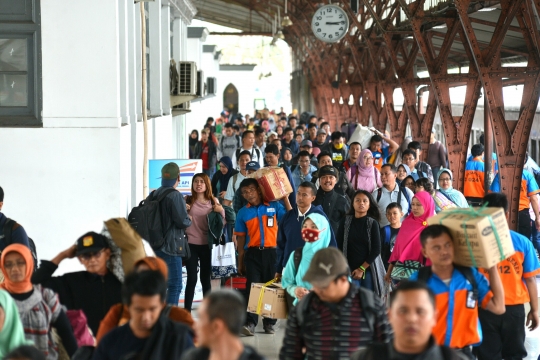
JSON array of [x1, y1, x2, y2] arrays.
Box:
[[325, 22, 342, 25]]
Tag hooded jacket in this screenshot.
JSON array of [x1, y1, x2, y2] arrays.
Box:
[[276, 205, 337, 273], [153, 186, 192, 256]]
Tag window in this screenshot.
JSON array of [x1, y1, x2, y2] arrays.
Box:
[[0, 0, 41, 126]]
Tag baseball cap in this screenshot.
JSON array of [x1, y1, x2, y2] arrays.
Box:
[[303, 248, 350, 288], [76, 232, 109, 256], [246, 161, 261, 171], [317, 129, 327, 135], [300, 140, 312, 148], [161, 162, 180, 180], [318, 165, 337, 178]]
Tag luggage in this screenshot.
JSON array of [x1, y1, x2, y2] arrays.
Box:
[[104, 218, 148, 274], [226, 276, 247, 290]]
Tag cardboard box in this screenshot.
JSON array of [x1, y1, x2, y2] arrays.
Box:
[[247, 282, 287, 319], [249, 167, 293, 202], [427, 207, 515, 268]]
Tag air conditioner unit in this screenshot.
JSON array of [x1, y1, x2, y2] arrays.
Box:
[[173, 101, 190, 110], [196, 70, 207, 97], [207, 77, 217, 95], [177, 61, 197, 96]]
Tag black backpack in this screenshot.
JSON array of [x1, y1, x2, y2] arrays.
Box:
[[2, 219, 38, 271], [128, 188, 177, 249]]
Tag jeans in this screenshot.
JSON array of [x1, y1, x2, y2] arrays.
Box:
[[518, 209, 532, 240], [244, 247, 278, 327], [203, 168, 215, 179], [351, 268, 373, 291], [155, 250, 182, 305], [184, 243, 212, 311]]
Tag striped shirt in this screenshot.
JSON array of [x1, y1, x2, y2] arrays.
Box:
[[279, 285, 392, 360]]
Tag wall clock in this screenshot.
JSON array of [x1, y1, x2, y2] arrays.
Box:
[[311, 4, 349, 43]]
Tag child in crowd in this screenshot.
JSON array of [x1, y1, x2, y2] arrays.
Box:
[[380, 202, 403, 271]]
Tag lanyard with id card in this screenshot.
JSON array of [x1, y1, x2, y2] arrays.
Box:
[[466, 290, 477, 309], [266, 207, 276, 227]]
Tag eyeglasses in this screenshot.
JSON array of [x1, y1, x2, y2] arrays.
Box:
[[78, 249, 105, 261], [439, 177, 452, 182], [363, 156, 374, 160], [4, 261, 26, 270]]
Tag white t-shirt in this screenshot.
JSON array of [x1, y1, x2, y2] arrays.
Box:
[[224, 172, 247, 201]]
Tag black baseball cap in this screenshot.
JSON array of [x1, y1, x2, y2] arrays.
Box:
[[76, 232, 109, 255]]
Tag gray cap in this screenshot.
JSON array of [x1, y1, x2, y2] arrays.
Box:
[[302, 248, 350, 288], [317, 129, 327, 135], [300, 140, 312, 148]]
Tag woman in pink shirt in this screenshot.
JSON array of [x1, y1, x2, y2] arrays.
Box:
[[184, 173, 225, 312]]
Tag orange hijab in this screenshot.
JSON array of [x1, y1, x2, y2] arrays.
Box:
[[134, 257, 168, 279], [0, 244, 34, 294]]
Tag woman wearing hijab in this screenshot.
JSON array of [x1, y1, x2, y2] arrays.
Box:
[[282, 213, 332, 306], [433, 168, 469, 213], [189, 130, 199, 159], [95, 256, 194, 344], [0, 289, 31, 357], [401, 175, 416, 194], [396, 163, 411, 185], [1, 244, 77, 359], [385, 191, 436, 284], [210, 156, 238, 201], [346, 149, 383, 192]]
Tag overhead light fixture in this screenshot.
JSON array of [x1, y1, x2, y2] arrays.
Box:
[[276, 30, 285, 40], [433, 24, 447, 29], [478, 7, 498, 11], [282, 0, 293, 27], [282, 16, 293, 27]]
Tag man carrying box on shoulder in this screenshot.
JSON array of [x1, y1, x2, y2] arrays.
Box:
[[476, 193, 540, 360], [234, 178, 292, 336], [410, 225, 505, 360]]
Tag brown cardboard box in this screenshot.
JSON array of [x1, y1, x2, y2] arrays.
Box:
[[247, 282, 288, 319], [427, 207, 515, 268], [248, 167, 293, 202]]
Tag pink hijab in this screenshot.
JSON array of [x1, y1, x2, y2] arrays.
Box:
[[389, 191, 436, 264], [347, 149, 382, 192]]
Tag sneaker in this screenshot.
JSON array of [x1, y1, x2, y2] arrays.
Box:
[[263, 324, 275, 334], [241, 323, 255, 336]]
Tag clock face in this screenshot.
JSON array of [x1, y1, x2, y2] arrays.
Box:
[[311, 5, 349, 43]]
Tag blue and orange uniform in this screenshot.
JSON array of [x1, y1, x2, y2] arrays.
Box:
[[463, 156, 485, 204], [234, 200, 287, 328], [476, 230, 540, 359], [491, 169, 540, 238], [410, 267, 493, 349]]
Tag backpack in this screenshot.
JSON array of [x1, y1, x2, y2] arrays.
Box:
[[417, 265, 478, 300], [296, 285, 379, 334], [2, 219, 38, 270], [128, 188, 177, 249], [377, 186, 411, 216]]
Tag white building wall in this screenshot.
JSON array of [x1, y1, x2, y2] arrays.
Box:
[[0, 0, 197, 274], [218, 67, 258, 116]]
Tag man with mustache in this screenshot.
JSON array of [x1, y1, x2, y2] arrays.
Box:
[[313, 165, 350, 237]]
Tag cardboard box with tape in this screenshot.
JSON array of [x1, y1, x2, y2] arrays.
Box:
[[247, 281, 287, 319], [427, 207, 515, 268], [248, 167, 293, 203]]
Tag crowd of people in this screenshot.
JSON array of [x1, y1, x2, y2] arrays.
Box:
[[0, 108, 540, 360]]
